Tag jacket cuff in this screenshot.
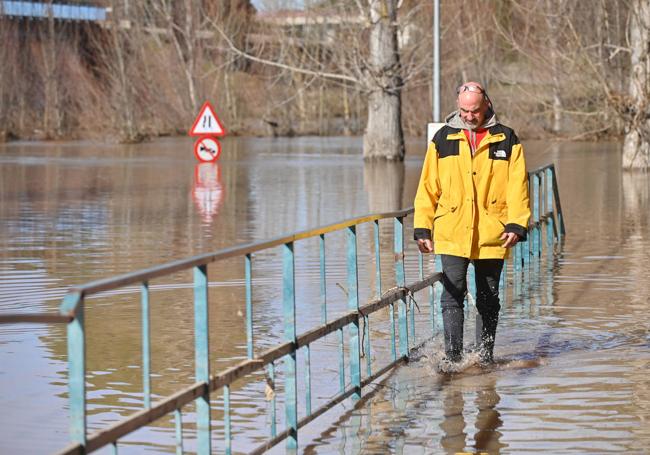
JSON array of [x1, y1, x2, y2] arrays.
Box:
[[504, 223, 527, 241], [414, 228, 432, 241]]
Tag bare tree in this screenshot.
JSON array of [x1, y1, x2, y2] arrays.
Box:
[[0, 17, 14, 140], [621, 0, 650, 169], [362, 0, 404, 160], [147, 0, 206, 116], [39, 0, 64, 138], [5, 0, 648, 159], [106, 0, 139, 141], [214, 0, 431, 160], [209, 0, 256, 130]]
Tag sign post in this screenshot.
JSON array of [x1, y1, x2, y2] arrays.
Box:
[[189, 101, 226, 162]]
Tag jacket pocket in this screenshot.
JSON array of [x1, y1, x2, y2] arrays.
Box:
[[433, 202, 457, 243], [478, 209, 506, 247], [487, 198, 507, 215]]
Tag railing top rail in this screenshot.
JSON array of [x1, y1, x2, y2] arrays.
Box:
[[529, 163, 555, 174], [0, 312, 72, 324], [57, 208, 414, 314]]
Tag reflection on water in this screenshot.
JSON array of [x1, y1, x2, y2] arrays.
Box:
[[192, 163, 225, 224], [363, 160, 405, 213], [1, 138, 650, 453]]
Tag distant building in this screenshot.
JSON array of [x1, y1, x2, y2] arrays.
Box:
[[255, 8, 417, 48], [0, 1, 107, 22]]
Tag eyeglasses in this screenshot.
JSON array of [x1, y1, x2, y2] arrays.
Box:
[[456, 84, 485, 95]]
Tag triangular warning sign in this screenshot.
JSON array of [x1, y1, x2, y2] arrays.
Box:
[[189, 101, 226, 137]]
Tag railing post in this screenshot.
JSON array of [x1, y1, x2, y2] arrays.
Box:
[[194, 264, 211, 455], [469, 262, 482, 347], [374, 220, 382, 297], [141, 282, 151, 409], [224, 385, 231, 455], [394, 217, 408, 357], [522, 235, 530, 272], [522, 174, 531, 270], [513, 242, 522, 296], [174, 409, 184, 455], [346, 226, 361, 400], [319, 234, 327, 324], [533, 173, 541, 258], [245, 254, 254, 359], [364, 314, 372, 377], [419, 250, 436, 339], [282, 242, 298, 450], [305, 345, 312, 416], [500, 259, 508, 309], [338, 329, 345, 392], [546, 168, 556, 249], [551, 165, 566, 240], [514, 239, 522, 274], [467, 262, 476, 314], [434, 254, 443, 332], [268, 362, 277, 438], [372, 220, 381, 373], [61, 292, 86, 447], [389, 304, 397, 361]]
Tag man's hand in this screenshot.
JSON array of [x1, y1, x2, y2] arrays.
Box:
[[417, 239, 434, 254], [500, 232, 520, 248]]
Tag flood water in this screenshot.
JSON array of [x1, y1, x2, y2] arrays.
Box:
[[1, 137, 649, 454]]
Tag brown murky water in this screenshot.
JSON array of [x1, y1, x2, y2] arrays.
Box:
[[1, 137, 649, 454]]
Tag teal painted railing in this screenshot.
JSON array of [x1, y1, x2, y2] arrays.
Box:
[[0, 164, 565, 454]]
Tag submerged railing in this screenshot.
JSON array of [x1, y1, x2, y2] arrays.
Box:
[[0, 164, 565, 454]]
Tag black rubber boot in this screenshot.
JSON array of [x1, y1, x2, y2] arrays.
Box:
[[440, 255, 471, 363], [479, 315, 498, 364], [443, 306, 464, 362], [473, 258, 504, 365]]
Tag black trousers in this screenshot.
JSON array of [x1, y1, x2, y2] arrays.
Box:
[[440, 254, 504, 361]]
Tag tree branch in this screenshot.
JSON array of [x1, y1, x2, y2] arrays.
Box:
[[208, 17, 359, 85]]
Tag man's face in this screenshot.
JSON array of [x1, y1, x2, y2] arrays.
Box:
[[457, 91, 488, 130]]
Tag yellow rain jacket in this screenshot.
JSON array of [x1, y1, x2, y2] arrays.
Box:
[[414, 124, 530, 259]]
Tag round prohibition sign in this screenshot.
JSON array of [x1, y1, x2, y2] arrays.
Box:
[[194, 136, 222, 162]]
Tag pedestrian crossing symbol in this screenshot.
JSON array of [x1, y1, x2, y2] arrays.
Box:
[[189, 101, 226, 137]]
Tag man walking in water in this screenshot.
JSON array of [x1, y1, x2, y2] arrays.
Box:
[[413, 82, 530, 364]]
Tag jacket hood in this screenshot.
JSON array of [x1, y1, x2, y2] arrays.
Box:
[[445, 107, 499, 131]]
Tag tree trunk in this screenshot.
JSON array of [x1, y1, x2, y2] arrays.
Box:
[[547, 0, 563, 134], [597, 0, 611, 124], [110, 0, 137, 142], [293, 43, 307, 132], [342, 84, 351, 136], [167, 0, 199, 115], [318, 82, 324, 135], [622, 0, 650, 170], [224, 70, 238, 128], [183, 0, 198, 114], [363, 0, 405, 161], [42, 1, 59, 138]]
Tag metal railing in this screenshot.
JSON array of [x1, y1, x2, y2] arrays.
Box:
[[0, 164, 565, 454]]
